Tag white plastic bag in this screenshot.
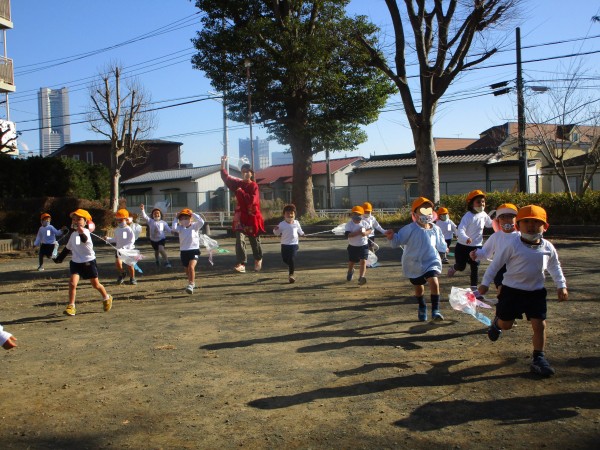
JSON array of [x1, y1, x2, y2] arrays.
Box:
[[449, 286, 492, 326], [366, 250, 379, 268]]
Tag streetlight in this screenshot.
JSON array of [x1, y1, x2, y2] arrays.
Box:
[[244, 58, 255, 170]]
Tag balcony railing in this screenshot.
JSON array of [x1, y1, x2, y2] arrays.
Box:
[[0, 56, 14, 86], [0, 0, 10, 24]]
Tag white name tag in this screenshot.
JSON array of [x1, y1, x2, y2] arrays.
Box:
[[47, 230, 51, 236], [430, 235, 437, 246], [122, 231, 127, 239], [75, 236, 81, 245], [158, 223, 163, 231], [447, 224, 451, 231]]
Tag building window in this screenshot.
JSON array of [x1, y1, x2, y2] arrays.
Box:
[[72, 154, 79, 161], [86, 151, 93, 163]]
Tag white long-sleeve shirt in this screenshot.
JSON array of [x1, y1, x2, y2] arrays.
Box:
[[34, 225, 64, 246], [389, 222, 447, 279], [362, 214, 386, 237], [474, 229, 519, 261], [172, 213, 205, 251], [66, 228, 96, 263], [482, 235, 567, 291], [106, 225, 135, 250], [273, 220, 304, 245], [141, 210, 172, 242], [0, 324, 12, 346], [435, 218, 457, 241], [457, 211, 493, 246], [345, 219, 370, 247]]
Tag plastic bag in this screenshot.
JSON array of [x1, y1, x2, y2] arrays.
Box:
[[117, 248, 144, 269], [199, 234, 222, 265], [331, 223, 346, 235], [51, 242, 59, 259], [449, 286, 492, 326], [367, 250, 379, 268]]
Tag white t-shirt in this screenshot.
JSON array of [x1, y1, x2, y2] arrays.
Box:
[[66, 229, 96, 263], [273, 220, 304, 245], [172, 213, 205, 251], [345, 219, 369, 247], [457, 211, 493, 246]]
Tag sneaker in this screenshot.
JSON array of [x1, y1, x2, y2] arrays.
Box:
[[432, 310, 444, 321], [487, 318, 502, 342], [117, 274, 125, 285], [165, 262, 172, 269], [234, 264, 246, 273], [254, 259, 263, 272], [37, 265, 45, 272], [129, 278, 137, 285], [447, 266, 457, 277], [186, 284, 195, 295], [103, 295, 113, 312], [358, 276, 367, 286], [346, 268, 354, 281], [442, 258, 449, 264], [418, 305, 427, 321], [530, 355, 556, 377], [64, 304, 76, 316], [289, 275, 296, 284]]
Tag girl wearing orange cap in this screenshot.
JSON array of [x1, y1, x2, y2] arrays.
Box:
[[63, 209, 112, 316], [361, 202, 388, 252], [478, 205, 568, 377], [344, 205, 372, 285], [385, 197, 448, 321], [448, 190, 493, 290], [33, 213, 68, 271], [107, 209, 137, 285], [172, 208, 205, 294]]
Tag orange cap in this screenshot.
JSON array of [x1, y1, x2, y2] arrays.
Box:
[[70, 209, 92, 222], [411, 197, 433, 212], [362, 202, 373, 212], [436, 207, 449, 215], [351, 205, 364, 215], [177, 208, 194, 218], [115, 208, 130, 219], [496, 203, 518, 216], [40, 213, 51, 220], [466, 189, 486, 203], [516, 205, 548, 225]]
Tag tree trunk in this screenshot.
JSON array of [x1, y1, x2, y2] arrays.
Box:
[[290, 134, 315, 217], [411, 117, 440, 204], [110, 168, 120, 212]]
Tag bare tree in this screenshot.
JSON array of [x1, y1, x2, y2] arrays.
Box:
[[88, 63, 156, 211], [526, 70, 600, 199], [357, 0, 516, 203], [0, 120, 18, 155]]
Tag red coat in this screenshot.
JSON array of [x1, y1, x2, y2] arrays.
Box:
[[221, 169, 265, 237]]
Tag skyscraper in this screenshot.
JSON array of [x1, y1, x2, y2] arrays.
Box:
[[239, 137, 269, 170], [38, 87, 70, 157]]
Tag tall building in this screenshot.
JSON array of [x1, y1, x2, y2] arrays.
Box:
[[271, 151, 293, 166], [38, 87, 71, 157], [239, 137, 269, 170]]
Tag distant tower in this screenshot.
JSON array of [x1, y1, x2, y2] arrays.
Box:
[[271, 151, 293, 166], [38, 87, 71, 157], [239, 137, 269, 170]]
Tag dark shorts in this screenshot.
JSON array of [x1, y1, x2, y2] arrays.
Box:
[[69, 260, 99, 280], [496, 285, 547, 321], [180, 249, 200, 267], [409, 270, 440, 286], [347, 244, 369, 263], [39, 243, 55, 258], [493, 264, 507, 288], [151, 239, 167, 251]]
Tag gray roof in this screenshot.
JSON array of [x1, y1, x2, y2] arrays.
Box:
[[122, 164, 227, 185], [357, 149, 500, 170]]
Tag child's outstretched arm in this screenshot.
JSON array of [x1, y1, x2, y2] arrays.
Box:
[[0, 324, 17, 350]]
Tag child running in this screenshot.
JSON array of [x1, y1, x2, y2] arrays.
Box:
[[34, 213, 68, 271], [172, 208, 205, 295], [1, 323, 17, 349], [470, 203, 519, 292], [385, 197, 448, 321], [344, 205, 372, 285], [63, 209, 113, 316], [107, 208, 137, 285], [478, 205, 568, 376], [273, 204, 305, 283], [140, 204, 172, 268], [361, 202, 387, 250], [435, 207, 457, 264], [448, 189, 493, 291]]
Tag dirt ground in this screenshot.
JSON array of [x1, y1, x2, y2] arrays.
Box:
[[0, 232, 599, 449]]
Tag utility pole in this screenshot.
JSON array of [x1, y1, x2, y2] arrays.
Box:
[[325, 148, 332, 209], [244, 59, 255, 170], [222, 90, 230, 217], [516, 27, 528, 193]]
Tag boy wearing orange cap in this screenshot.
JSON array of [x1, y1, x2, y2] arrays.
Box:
[[385, 197, 448, 321], [33, 213, 68, 271], [172, 208, 205, 294], [107, 209, 137, 285], [448, 190, 493, 290], [478, 205, 568, 376], [361, 202, 388, 250], [63, 209, 113, 316], [435, 207, 457, 263], [344, 205, 372, 285]]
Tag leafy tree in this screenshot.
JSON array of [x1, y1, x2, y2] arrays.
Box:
[[191, 0, 393, 215], [88, 63, 156, 212], [357, 0, 515, 203]]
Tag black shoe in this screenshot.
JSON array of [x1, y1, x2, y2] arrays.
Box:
[[487, 318, 502, 342], [530, 355, 555, 377]]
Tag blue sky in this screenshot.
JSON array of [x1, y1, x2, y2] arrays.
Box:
[[6, 0, 600, 166]]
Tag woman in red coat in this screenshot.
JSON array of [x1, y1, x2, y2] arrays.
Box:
[[221, 156, 265, 273]]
